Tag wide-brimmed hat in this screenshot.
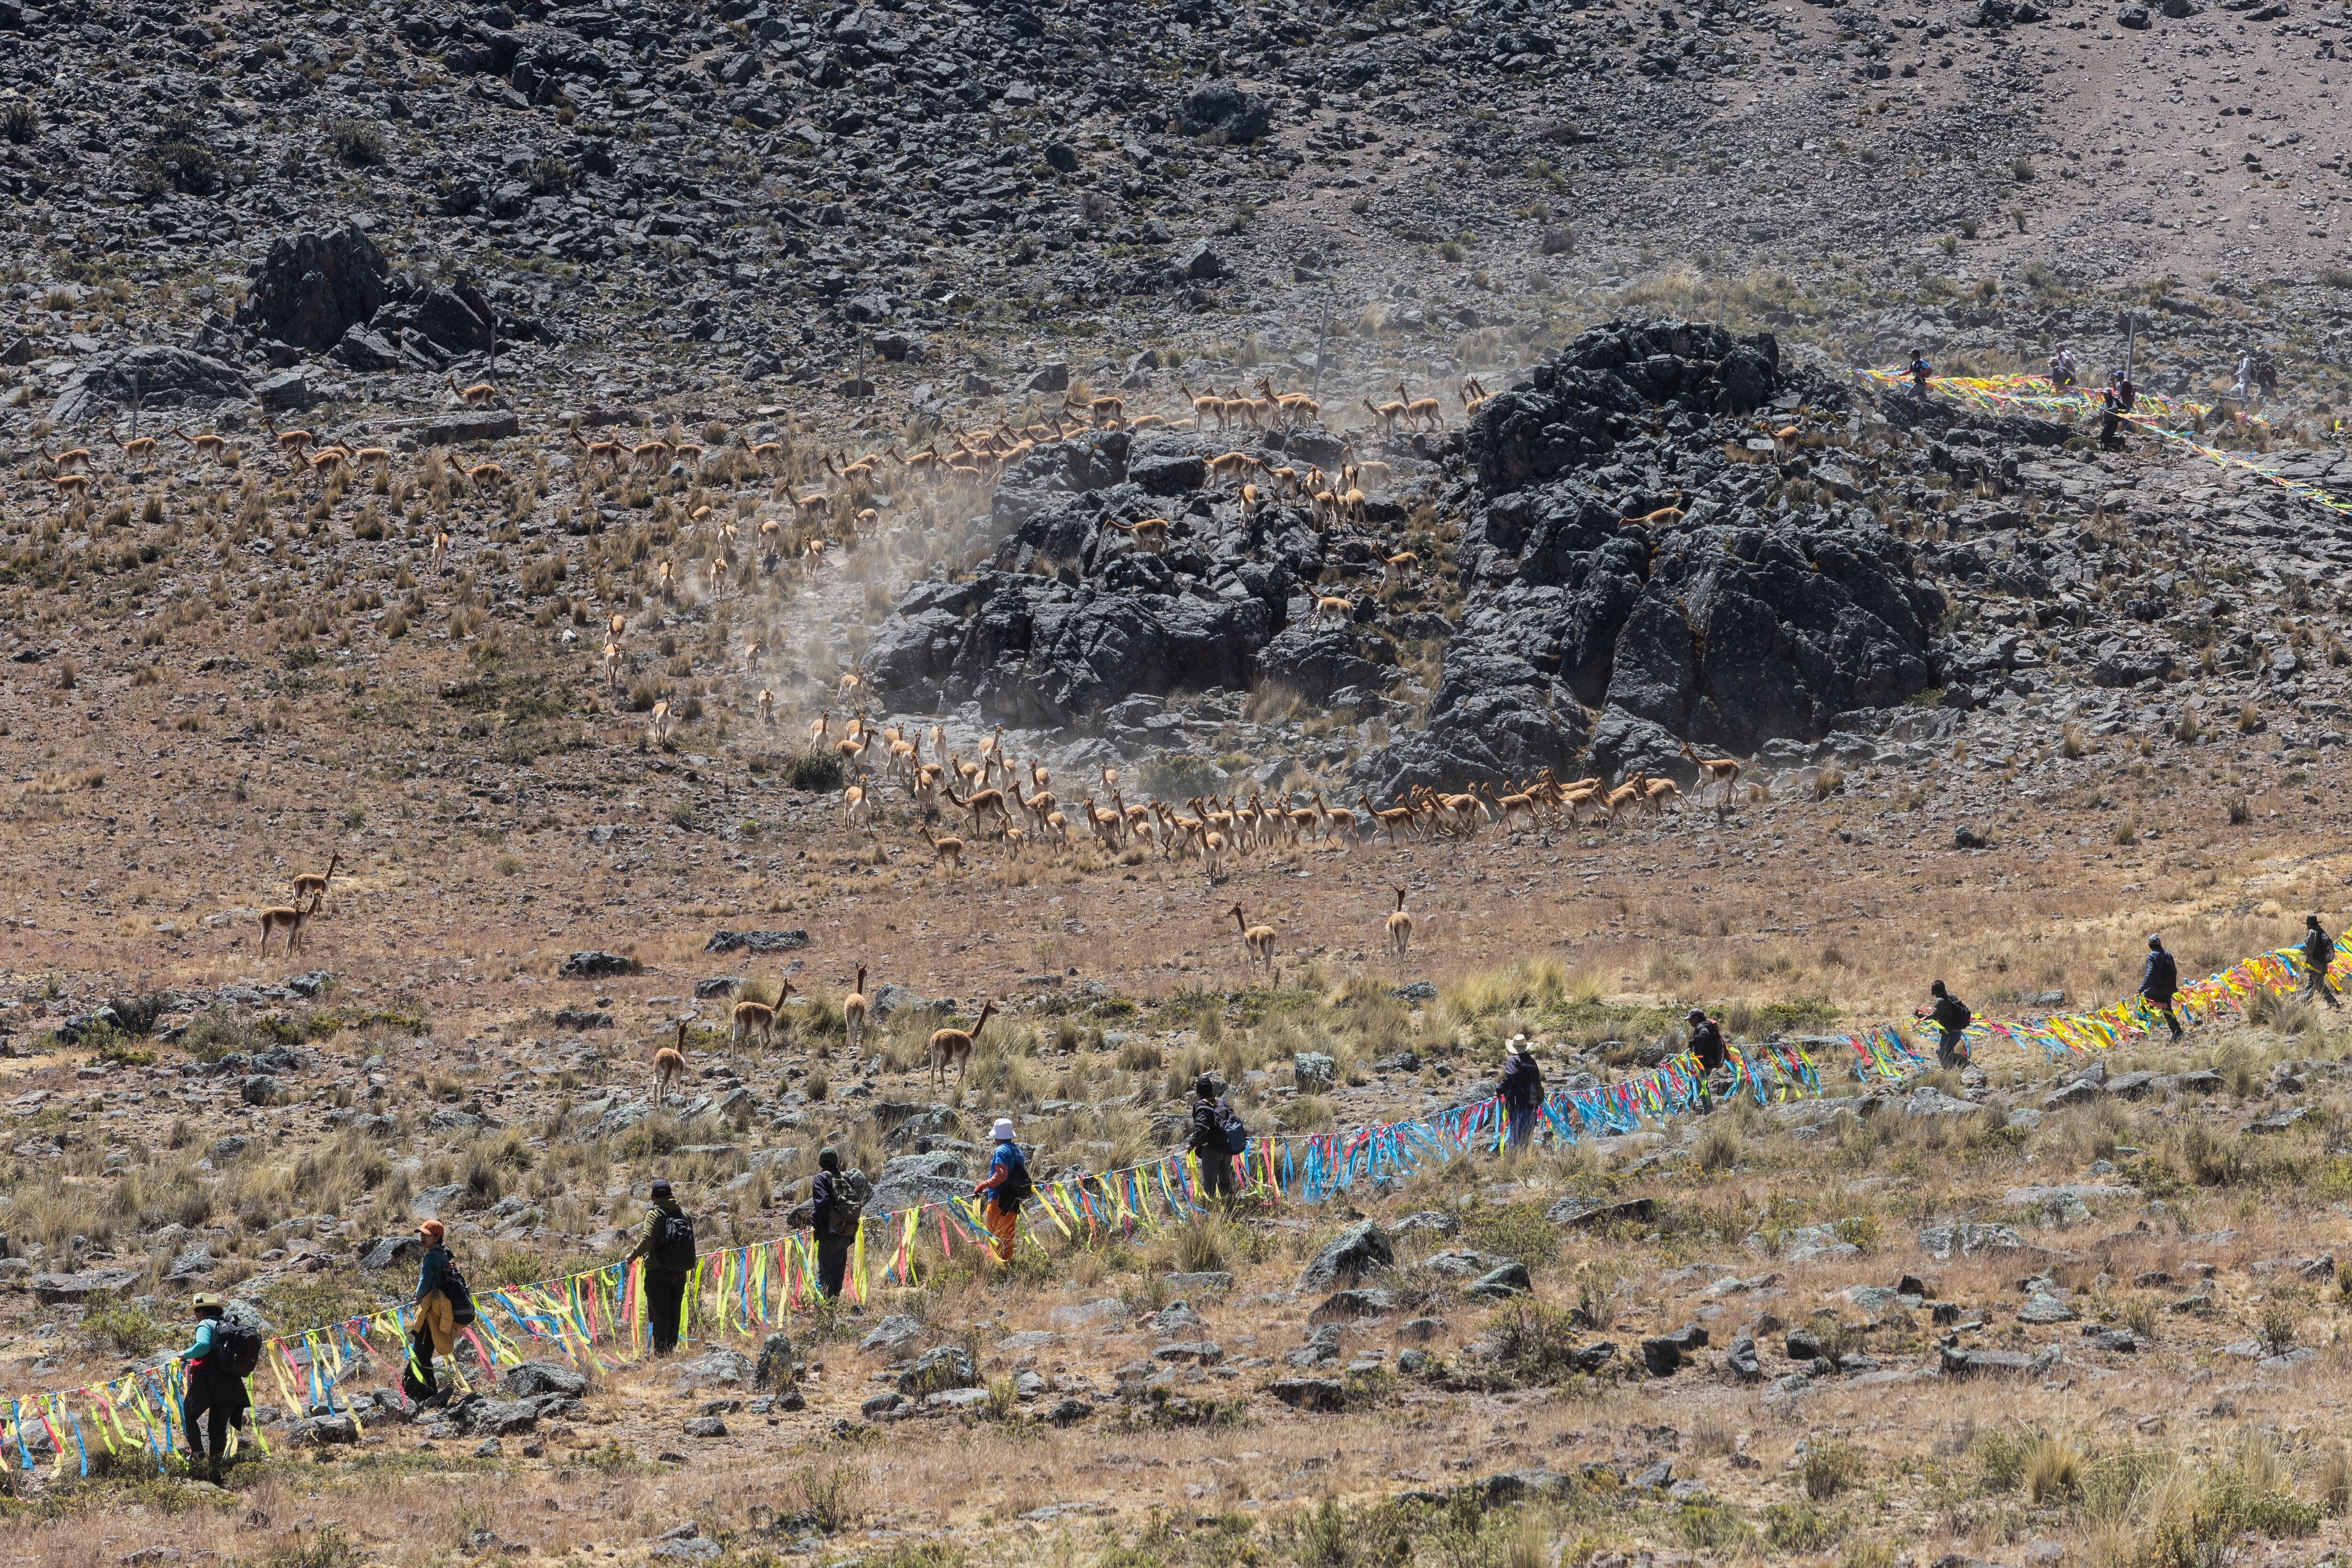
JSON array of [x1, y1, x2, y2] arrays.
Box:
[[991, 1118, 1017, 1142], [191, 1293, 224, 1311]]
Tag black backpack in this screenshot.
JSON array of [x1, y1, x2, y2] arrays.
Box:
[[440, 1261, 477, 1328], [652, 1211, 698, 1273], [1948, 998, 1973, 1031], [210, 1323, 262, 1379]]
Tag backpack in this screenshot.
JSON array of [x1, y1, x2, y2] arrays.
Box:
[[440, 1261, 477, 1329], [1947, 998, 1973, 1032], [210, 1323, 262, 1379], [826, 1171, 871, 1237], [995, 1147, 1034, 1207], [652, 1210, 697, 1273], [1217, 1106, 1248, 1156]]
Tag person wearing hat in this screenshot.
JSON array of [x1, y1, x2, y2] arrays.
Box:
[[2302, 915, 2342, 1010], [1684, 1008, 1730, 1103], [1916, 982, 1973, 1068], [403, 1218, 458, 1405], [177, 1293, 248, 1481], [1187, 1075, 1234, 1201], [1498, 1037, 1544, 1151], [972, 1117, 1032, 1264], [811, 1149, 855, 1299], [1905, 349, 1932, 403], [2140, 935, 2183, 1041], [627, 1178, 696, 1355]]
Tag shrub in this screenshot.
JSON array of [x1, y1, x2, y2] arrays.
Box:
[[789, 748, 848, 792], [1802, 1440, 1863, 1500], [327, 119, 383, 166], [84, 1302, 165, 1355], [1484, 1300, 1597, 1385], [1136, 751, 1222, 801], [0, 99, 35, 144], [2023, 1435, 2084, 1502], [1763, 1502, 1838, 1551]]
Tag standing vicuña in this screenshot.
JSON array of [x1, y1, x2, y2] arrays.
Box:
[[928, 1000, 995, 1091], [653, 1019, 688, 1106], [1385, 885, 1413, 959], [258, 891, 323, 954]]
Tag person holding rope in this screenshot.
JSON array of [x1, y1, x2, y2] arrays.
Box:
[[1188, 1075, 1234, 1200], [2303, 914, 2342, 1010], [1499, 1036, 1544, 1149], [627, 1178, 695, 1354], [1686, 1008, 1730, 1103], [974, 1117, 1032, 1264], [2141, 934, 2185, 1041], [1905, 349, 1933, 404], [2098, 369, 2135, 452], [177, 1293, 258, 1484], [1916, 981, 1972, 1069], [2048, 343, 2077, 390]]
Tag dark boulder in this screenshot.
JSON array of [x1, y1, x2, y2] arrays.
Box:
[[1175, 83, 1271, 143], [233, 223, 389, 353], [1351, 634, 1589, 799], [1300, 1220, 1393, 1289], [50, 346, 251, 425], [1255, 624, 1395, 708]]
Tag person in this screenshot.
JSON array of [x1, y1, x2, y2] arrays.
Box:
[[1188, 1075, 1234, 1200], [2234, 350, 2255, 409], [1905, 350, 1933, 403], [1217, 1095, 1250, 1192], [2098, 374, 2130, 452], [2048, 344, 2077, 390], [1686, 1008, 1729, 1102], [628, 1178, 696, 1354], [811, 1148, 855, 1299], [2303, 915, 2342, 1009], [177, 1293, 251, 1482], [403, 1218, 457, 1406], [973, 1117, 1032, 1264], [1498, 1036, 1544, 1149], [1917, 981, 1973, 1069], [2140, 935, 2184, 1040], [2255, 350, 2279, 405]]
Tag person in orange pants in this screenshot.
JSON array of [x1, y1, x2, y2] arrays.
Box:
[[973, 1116, 1031, 1264]]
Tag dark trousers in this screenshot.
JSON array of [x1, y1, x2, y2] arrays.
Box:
[[2145, 996, 2183, 1039], [816, 1234, 851, 1299], [2100, 411, 2122, 449], [646, 1267, 687, 1353], [1195, 1149, 1233, 1200], [2307, 958, 2342, 1008], [1936, 1028, 1968, 1069], [403, 1326, 438, 1402], [1505, 1104, 1539, 1150], [181, 1367, 238, 1463]]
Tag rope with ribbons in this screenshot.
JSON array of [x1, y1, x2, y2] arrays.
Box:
[[3, 929, 2335, 1476]]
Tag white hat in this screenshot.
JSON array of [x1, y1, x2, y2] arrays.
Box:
[[991, 1118, 1017, 1142]]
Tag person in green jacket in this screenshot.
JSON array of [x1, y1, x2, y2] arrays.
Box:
[[627, 1178, 695, 1354], [178, 1293, 248, 1481]]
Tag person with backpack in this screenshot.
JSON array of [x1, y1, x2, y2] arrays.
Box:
[[2303, 915, 2343, 1009], [178, 1292, 256, 1482], [2141, 935, 2184, 1040], [1216, 1096, 1250, 1193], [628, 1178, 696, 1355], [404, 1218, 460, 1405], [1498, 1036, 1544, 1149], [1684, 1009, 1729, 1105], [810, 1147, 864, 1299], [1188, 1075, 1233, 1201], [973, 1117, 1032, 1264], [1916, 981, 1974, 1068]]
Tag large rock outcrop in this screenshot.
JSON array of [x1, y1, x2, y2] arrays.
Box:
[[862, 431, 1326, 725], [234, 223, 390, 352], [1355, 320, 1940, 795], [50, 346, 250, 425]]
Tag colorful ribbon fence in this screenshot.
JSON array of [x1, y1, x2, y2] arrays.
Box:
[[6, 931, 2336, 1475], [1853, 366, 2352, 520]]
